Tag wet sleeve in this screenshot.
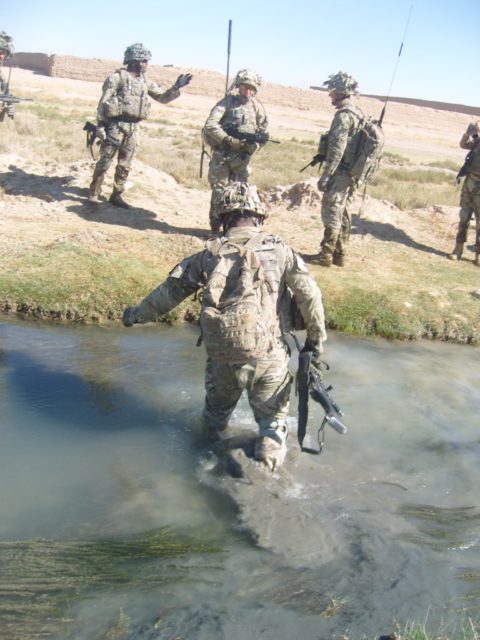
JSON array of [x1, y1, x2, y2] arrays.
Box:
[[284, 249, 327, 346], [147, 79, 180, 104], [96, 72, 120, 122], [203, 98, 229, 145], [133, 252, 206, 323], [324, 110, 353, 175]]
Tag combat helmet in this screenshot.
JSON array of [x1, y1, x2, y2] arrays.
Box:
[[233, 68, 262, 92], [123, 43, 152, 64], [219, 182, 267, 218], [323, 71, 358, 96], [0, 31, 14, 59]]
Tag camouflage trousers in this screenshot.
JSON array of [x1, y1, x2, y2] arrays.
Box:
[[320, 172, 358, 256], [207, 148, 252, 230], [91, 121, 138, 193], [456, 174, 480, 250], [202, 346, 292, 433]]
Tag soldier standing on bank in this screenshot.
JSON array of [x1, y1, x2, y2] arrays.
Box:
[[88, 43, 192, 209], [202, 69, 269, 234], [0, 31, 15, 121], [448, 122, 480, 266], [316, 71, 365, 268], [122, 182, 326, 472]]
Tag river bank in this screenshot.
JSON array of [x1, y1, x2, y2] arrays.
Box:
[[0, 68, 479, 344]]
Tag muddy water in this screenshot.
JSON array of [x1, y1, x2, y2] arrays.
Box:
[[0, 318, 479, 639]]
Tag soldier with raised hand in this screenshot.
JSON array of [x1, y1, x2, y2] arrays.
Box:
[[88, 43, 192, 209], [122, 182, 327, 473], [202, 69, 269, 234], [448, 121, 480, 266], [0, 31, 15, 122], [316, 71, 365, 268]]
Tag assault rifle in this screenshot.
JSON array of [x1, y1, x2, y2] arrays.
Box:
[[456, 147, 476, 184], [299, 152, 326, 173], [223, 123, 280, 146], [83, 120, 120, 160], [296, 350, 347, 454], [0, 66, 34, 120]]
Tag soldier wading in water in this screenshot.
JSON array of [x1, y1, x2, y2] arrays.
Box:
[[88, 43, 192, 209], [122, 182, 327, 472]]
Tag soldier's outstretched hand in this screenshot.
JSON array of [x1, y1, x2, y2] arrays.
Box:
[[174, 73, 193, 90]]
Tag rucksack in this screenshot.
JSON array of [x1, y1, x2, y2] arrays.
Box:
[[339, 107, 385, 183], [200, 236, 274, 363]]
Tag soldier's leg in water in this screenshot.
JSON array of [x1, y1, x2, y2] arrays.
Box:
[[202, 359, 244, 436], [208, 151, 230, 233], [319, 174, 351, 267], [110, 127, 136, 209], [334, 183, 356, 266], [248, 349, 292, 471]]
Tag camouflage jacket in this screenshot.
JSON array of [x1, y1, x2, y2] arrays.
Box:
[[202, 94, 268, 149], [459, 132, 480, 179], [97, 68, 180, 123], [323, 97, 364, 176], [132, 227, 327, 349]]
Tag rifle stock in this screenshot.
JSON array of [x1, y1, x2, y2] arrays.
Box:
[[296, 351, 347, 454]]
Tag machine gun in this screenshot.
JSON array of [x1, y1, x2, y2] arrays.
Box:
[[83, 120, 120, 160], [0, 66, 33, 120], [296, 350, 347, 454], [223, 123, 280, 146]]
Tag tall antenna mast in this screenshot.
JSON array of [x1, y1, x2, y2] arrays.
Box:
[[225, 19, 232, 96], [378, 4, 413, 126]]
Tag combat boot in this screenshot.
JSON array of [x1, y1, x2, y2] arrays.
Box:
[[109, 190, 131, 209], [316, 250, 333, 268], [474, 252, 480, 267], [88, 175, 104, 203], [447, 243, 464, 261], [333, 252, 345, 267]]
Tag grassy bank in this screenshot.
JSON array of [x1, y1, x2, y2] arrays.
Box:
[[1, 79, 479, 344]]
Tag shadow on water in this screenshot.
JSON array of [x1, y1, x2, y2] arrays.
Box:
[[5, 349, 167, 432]]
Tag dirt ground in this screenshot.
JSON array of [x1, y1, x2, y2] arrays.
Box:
[[0, 68, 477, 320]]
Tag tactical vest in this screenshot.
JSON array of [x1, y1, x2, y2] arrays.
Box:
[[203, 95, 262, 148], [102, 69, 151, 121]]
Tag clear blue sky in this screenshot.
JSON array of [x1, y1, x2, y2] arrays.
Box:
[[3, 0, 479, 106]]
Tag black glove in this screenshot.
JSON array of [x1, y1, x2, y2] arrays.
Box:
[[122, 306, 138, 327], [301, 339, 323, 366], [174, 73, 193, 90]]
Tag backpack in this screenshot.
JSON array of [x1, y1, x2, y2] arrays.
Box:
[[200, 236, 274, 363], [339, 108, 385, 183]]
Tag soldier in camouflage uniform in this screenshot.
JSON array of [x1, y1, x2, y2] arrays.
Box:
[[202, 69, 269, 233], [0, 31, 15, 121], [448, 122, 480, 266], [316, 71, 365, 267], [89, 43, 192, 209], [122, 182, 327, 472]]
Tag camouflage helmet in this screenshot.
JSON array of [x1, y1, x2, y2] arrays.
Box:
[[0, 31, 14, 59], [323, 71, 359, 96], [123, 43, 152, 64], [234, 68, 262, 91], [218, 182, 267, 218]]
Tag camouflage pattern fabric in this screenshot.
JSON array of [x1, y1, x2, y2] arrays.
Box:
[[91, 68, 180, 192], [130, 226, 326, 433], [320, 97, 364, 257], [455, 133, 480, 251], [91, 121, 137, 193], [203, 94, 268, 228]]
